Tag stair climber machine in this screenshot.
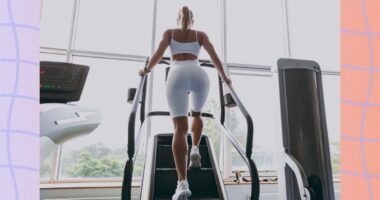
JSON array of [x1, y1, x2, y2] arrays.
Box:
[[40, 61, 101, 162], [122, 57, 260, 200], [275, 58, 335, 200]]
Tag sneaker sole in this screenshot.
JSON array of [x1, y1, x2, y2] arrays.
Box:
[[173, 190, 191, 200], [189, 153, 201, 169]]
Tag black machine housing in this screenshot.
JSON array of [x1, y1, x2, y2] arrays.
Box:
[[277, 58, 335, 200], [40, 61, 89, 103]]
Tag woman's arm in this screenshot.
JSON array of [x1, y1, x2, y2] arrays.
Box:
[[139, 30, 171, 76], [200, 31, 231, 83]]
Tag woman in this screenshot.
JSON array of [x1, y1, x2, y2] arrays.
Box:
[[138, 6, 231, 200]]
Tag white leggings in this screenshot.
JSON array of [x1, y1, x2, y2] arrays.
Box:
[[165, 60, 210, 118]]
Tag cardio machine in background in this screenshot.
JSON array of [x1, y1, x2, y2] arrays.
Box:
[[276, 58, 335, 200], [40, 61, 101, 162]]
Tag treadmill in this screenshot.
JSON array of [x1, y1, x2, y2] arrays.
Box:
[[121, 57, 260, 200]]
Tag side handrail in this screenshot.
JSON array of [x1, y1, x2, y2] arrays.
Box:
[[127, 59, 149, 159], [122, 59, 149, 200], [127, 74, 147, 159], [284, 153, 311, 200], [197, 59, 254, 159], [200, 59, 258, 200], [216, 121, 260, 200], [224, 79, 255, 159], [123, 75, 147, 200]]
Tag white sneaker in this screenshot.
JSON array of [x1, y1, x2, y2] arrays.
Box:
[[189, 146, 201, 169], [172, 180, 191, 200]]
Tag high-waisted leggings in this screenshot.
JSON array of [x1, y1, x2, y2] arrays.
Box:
[[165, 60, 210, 118]]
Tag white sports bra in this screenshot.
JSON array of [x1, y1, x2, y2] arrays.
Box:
[[169, 29, 201, 57]]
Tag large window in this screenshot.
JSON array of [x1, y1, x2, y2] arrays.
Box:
[[322, 74, 341, 176], [40, 0, 74, 49], [227, 73, 276, 173], [74, 0, 154, 55], [286, 0, 340, 70], [226, 1, 286, 66], [57, 57, 142, 179]]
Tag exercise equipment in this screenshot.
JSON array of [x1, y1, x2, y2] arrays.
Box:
[[122, 57, 260, 200], [40, 61, 100, 162], [277, 58, 335, 200]]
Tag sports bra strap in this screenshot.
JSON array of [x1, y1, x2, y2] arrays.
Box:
[[171, 29, 199, 43]]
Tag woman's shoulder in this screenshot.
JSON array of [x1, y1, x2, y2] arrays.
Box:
[[164, 29, 174, 34], [195, 30, 206, 36], [162, 29, 174, 39], [194, 30, 208, 42]]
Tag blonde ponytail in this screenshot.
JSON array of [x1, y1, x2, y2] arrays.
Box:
[[180, 6, 192, 32]]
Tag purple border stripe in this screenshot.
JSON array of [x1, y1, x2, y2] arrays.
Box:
[[341, 64, 380, 71], [356, 0, 375, 198], [341, 28, 380, 36], [1, 58, 39, 66], [342, 133, 380, 142], [341, 170, 380, 178], [0, 0, 39, 199], [0, 23, 39, 31], [342, 99, 380, 107], [0, 129, 39, 137]]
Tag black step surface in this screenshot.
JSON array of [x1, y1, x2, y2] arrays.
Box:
[[152, 134, 222, 200], [154, 168, 219, 198], [156, 145, 211, 168], [156, 134, 208, 145]]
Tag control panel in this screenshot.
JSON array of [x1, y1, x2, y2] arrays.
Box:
[[40, 61, 89, 103]]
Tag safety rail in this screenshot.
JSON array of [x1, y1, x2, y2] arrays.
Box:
[[122, 57, 259, 200], [199, 60, 259, 200]]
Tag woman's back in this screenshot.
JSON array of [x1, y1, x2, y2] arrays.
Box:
[[170, 29, 201, 61]]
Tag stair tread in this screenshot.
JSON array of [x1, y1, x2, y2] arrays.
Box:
[[154, 134, 220, 199], [154, 167, 219, 198], [156, 143, 212, 168]]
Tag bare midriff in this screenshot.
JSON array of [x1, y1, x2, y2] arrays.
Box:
[[172, 53, 198, 61]]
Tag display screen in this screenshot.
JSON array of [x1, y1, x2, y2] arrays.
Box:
[[40, 67, 65, 78]]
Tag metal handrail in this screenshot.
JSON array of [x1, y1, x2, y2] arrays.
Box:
[[198, 59, 258, 200], [196, 59, 255, 159], [215, 121, 260, 200], [122, 59, 149, 200], [224, 79, 255, 158], [127, 64, 148, 159]]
